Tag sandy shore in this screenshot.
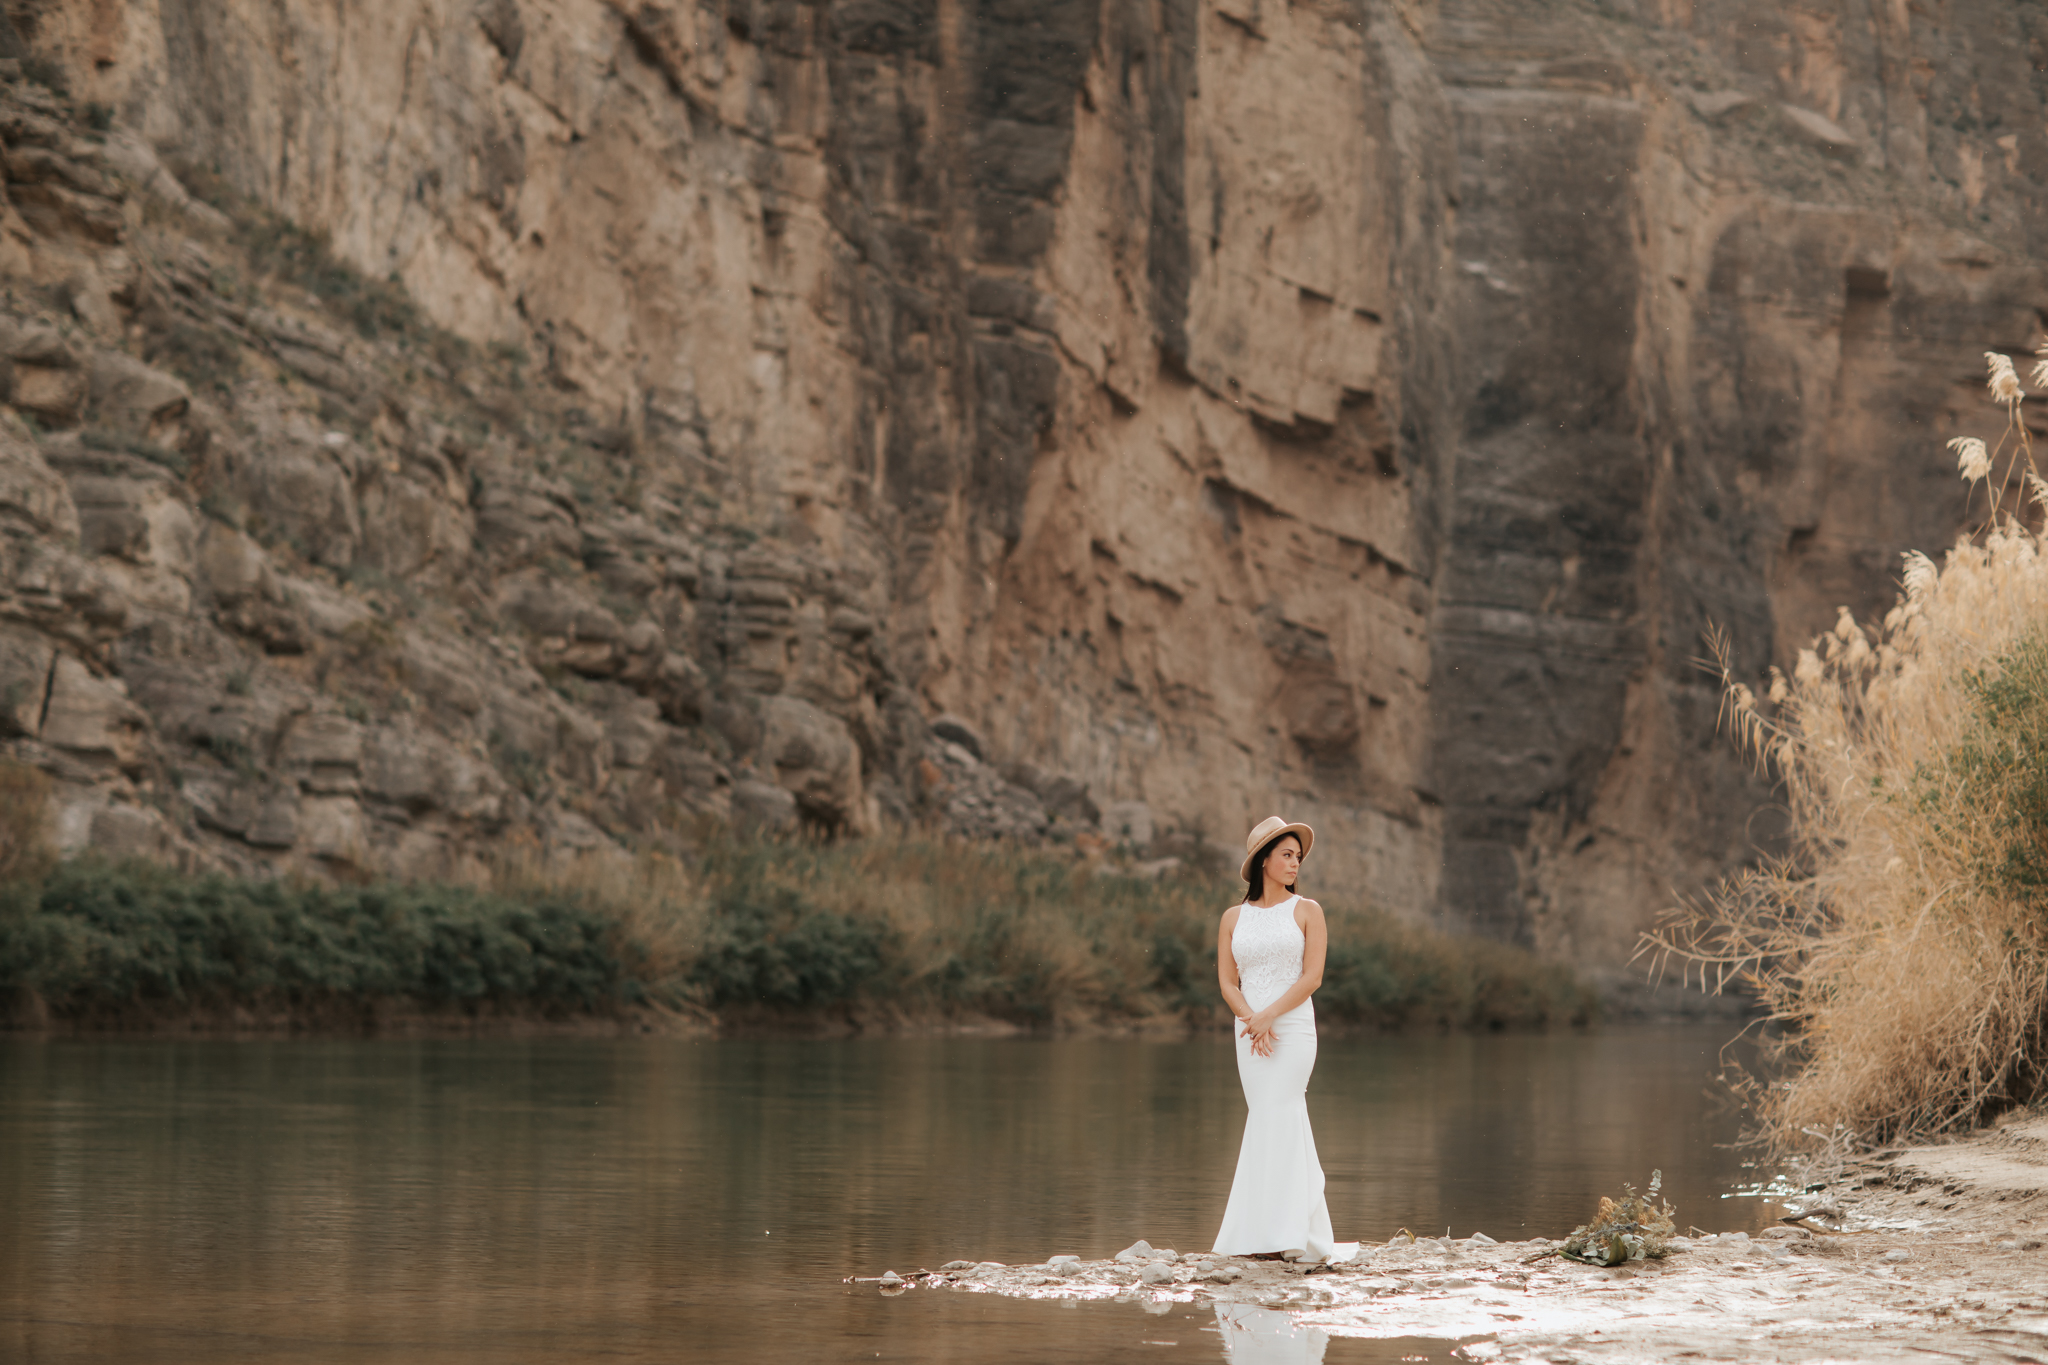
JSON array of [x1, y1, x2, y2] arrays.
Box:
[[867, 1114, 2048, 1362]]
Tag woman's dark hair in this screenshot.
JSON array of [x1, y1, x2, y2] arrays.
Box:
[[1245, 832, 1303, 903]]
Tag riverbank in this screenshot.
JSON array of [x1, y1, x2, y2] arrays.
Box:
[[0, 841, 1608, 1036], [881, 1114, 2048, 1362]]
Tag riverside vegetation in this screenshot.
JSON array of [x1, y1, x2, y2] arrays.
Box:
[[1648, 349, 2048, 1151], [0, 773, 1593, 1033]]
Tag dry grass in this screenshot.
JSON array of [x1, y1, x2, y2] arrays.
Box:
[[1643, 352, 2048, 1149], [0, 770, 1585, 1031], [539, 833, 1594, 1030], [0, 759, 54, 889], [481, 844, 707, 985]]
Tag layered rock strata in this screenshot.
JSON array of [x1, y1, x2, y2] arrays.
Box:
[[4, 0, 2045, 962]]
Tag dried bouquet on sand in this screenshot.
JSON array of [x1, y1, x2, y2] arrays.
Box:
[[1560, 1170, 1677, 1266]]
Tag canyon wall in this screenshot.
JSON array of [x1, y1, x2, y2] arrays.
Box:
[[3, 0, 2044, 965]]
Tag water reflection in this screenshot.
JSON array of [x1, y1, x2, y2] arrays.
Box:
[[1218, 1303, 1329, 1364], [0, 1026, 1763, 1363]]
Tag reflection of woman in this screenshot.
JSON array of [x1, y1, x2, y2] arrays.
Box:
[[1214, 1302, 1329, 1365], [1212, 817, 1357, 1264]]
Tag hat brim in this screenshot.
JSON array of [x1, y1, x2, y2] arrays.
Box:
[[1239, 822, 1314, 883]]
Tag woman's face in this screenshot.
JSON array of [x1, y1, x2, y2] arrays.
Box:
[[1263, 835, 1303, 888]]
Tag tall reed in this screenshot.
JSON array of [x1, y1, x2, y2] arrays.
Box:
[[1644, 349, 2048, 1148]]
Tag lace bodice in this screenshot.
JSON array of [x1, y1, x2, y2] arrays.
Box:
[[1232, 896, 1305, 1011]]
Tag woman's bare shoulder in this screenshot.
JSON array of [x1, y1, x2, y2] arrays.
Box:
[[1219, 902, 1243, 926], [1296, 897, 1326, 919]]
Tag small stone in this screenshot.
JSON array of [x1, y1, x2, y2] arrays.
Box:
[[1154, 1248, 1179, 1262], [1048, 1254, 1082, 1266], [1468, 1232, 1498, 1245], [1138, 1261, 1173, 1284], [1114, 1239, 1155, 1264], [878, 1271, 904, 1287], [1994, 1239, 2021, 1252], [940, 1260, 975, 1272], [1194, 1260, 1217, 1275], [1722, 1231, 1750, 1243], [973, 1262, 1006, 1274], [1883, 1249, 1911, 1263]]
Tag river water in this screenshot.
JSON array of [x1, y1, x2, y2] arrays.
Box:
[[0, 1024, 1777, 1363]]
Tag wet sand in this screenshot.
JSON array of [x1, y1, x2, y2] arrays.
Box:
[[868, 1114, 2048, 1362]]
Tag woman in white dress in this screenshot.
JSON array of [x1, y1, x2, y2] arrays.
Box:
[[1212, 816, 1357, 1264]]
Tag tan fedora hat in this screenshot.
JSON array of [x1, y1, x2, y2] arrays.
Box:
[[1239, 815, 1314, 883]]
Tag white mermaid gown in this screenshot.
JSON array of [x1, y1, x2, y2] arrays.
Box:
[[1213, 895, 1358, 1264]]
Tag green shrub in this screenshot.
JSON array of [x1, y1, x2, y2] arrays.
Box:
[[0, 836, 1595, 1032], [1320, 923, 1594, 1029], [687, 883, 895, 1006], [672, 836, 1591, 1029], [0, 861, 632, 1015]]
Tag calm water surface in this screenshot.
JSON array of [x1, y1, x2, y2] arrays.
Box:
[[0, 1025, 1774, 1363]]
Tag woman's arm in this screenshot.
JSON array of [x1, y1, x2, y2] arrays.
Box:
[[1238, 900, 1328, 1051], [1217, 905, 1254, 1019], [1217, 905, 1279, 1057]]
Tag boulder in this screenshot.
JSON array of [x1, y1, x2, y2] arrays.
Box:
[[39, 655, 147, 771], [86, 802, 174, 860], [1002, 761, 1100, 827], [1, 321, 84, 369], [87, 351, 190, 438], [243, 796, 300, 849], [929, 714, 985, 760], [1101, 800, 1154, 849], [67, 473, 173, 564], [0, 414, 80, 539], [361, 722, 506, 819], [240, 443, 361, 569], [296, 795, 367, 861], [730, 776, 797, 835], [759, 694, 868, 833], [356, 470, 474, 583], [8, 540, 131, 646], [498, 571, 627, 677], [472, 467, 579, 561], [196, 522, 305, 653], [924, 739, 1049, 842], [0, 624, 53, 735], [398, 637, 486, 716], [650, 650, 706, 724], [604, 700, 666, 770], [197, 522, 278, 602], [2, 322, 89, 426], [1779, 103, 1859, 157], [278, 712, 364, 793], [658, 738, 731, 819]]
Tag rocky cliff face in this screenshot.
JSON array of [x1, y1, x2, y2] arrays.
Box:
[[3, 0, 2043, 964]]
